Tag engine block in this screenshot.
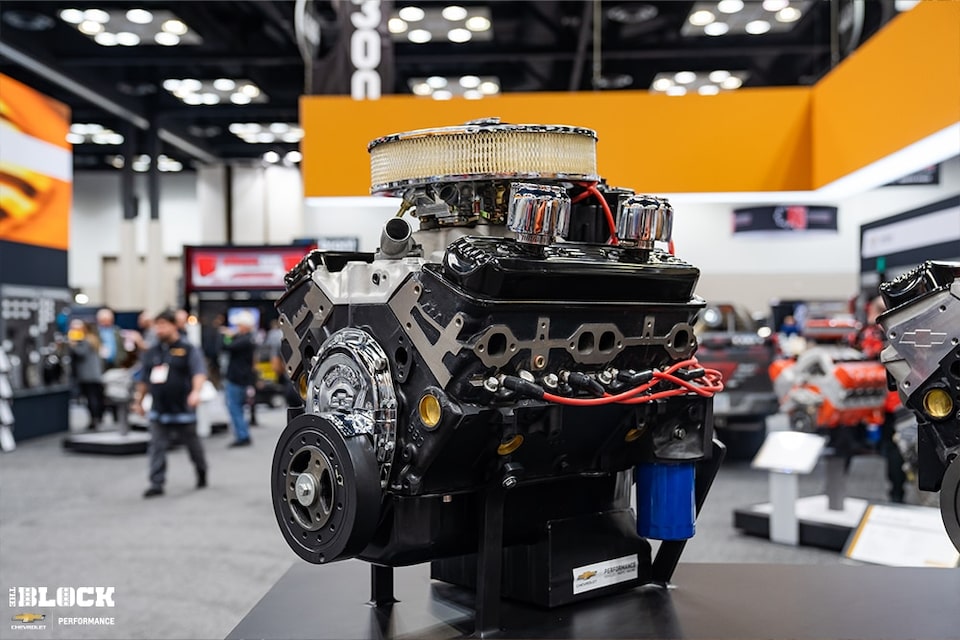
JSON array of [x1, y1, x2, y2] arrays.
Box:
[[271, 119, 723, 608]]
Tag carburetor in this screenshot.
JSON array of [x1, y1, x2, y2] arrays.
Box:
[[271, 119, 724, 610], [878, 261, 960, 551]]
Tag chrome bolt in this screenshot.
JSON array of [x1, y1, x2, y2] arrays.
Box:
[[542, 373, 559, 389], [484, 377, 500, 393], [295, 473, 317, 507]]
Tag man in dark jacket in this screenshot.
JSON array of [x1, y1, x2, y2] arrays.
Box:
[[133, 310, 208, 498], [221, 311, 256, 447]]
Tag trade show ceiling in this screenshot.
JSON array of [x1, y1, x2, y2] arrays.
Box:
[[0, 0, 905, 172]]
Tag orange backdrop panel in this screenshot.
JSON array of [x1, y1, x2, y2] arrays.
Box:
[[302, 87, 813, 197], [812, 0, 960, 188], [0, 73, 72, 250]]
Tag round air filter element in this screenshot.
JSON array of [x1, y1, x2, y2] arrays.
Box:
[[368, 118, 598, 194]]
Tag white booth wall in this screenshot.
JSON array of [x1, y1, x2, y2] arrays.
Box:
[[69, 155, 958, 314]]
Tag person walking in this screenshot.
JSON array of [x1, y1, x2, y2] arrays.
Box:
[[68, 319, 105, 430], [132, 310, 208, 498], [221, 311, 256, 447]]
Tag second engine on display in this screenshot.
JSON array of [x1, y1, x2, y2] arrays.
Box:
[[271, 119, 723, 607]]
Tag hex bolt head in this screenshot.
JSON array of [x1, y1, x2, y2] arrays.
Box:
[[674, 427, 687, 440]]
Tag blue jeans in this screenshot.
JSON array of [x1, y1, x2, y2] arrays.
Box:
[[225, 382, 250, 442]]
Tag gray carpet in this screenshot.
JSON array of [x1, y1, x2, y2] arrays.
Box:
[[0, 405, 927, 639]]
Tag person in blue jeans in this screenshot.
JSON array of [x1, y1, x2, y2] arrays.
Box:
[[221, 311, 257, 447]]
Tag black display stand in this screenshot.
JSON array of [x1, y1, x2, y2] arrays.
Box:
[[732, 501, 853, 550], [228, 561, 960, 639]]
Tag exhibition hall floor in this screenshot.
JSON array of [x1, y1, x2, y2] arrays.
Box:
[[1, 407, 900, 639]]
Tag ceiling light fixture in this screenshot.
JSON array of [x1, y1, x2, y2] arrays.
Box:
[[263, 151, 280, 163], [387, 18, 408, 33], [78, 20, 103, 34], [82, 9, 110, 23], [721, 76, 743, 89], [478, 80, 500, 95], [698, 85, 720, 95], [115, 31, 140, 46], [708, 70, 731, 83], [59, 9, 84, 24], [447, 28, 472, 43], [703, 21, 729, 35], [652, 78, 673, 91], [745, 19, 771, 34], [182, 94, 203, 105], [154, 32, 179, 45], [689, 10, 715, 26], [200, 93, 220, 105], [776, 7, 802, 22], [239, 83, 261, 98], [180, 78, 202, 93], [285, 151, 303, 164], [717, 0, 744, 14], [432, 90, 453, 101], [464, 90, 483, 100], [94, 32, 117, 46], [161, 19, 188, 35], [459, 75, 481, 88], [464, 15, 491, 32], [125, 8, 153, 24], [213, 78, 236, 91], [674, 71, 697, 84], [407, 28, 432, 43], [230, 93, 252, 105], [762, 0, 790, 11], [398, 6, 426, 22], [426, 76, 448, 89], [66, 133, 85, 144], [666, 86, 687, 96], [442, 5, 468, 21], [411, 82, 432, 96]]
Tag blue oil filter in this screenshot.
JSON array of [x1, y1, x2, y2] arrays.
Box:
[[635, 462, 696, 540]]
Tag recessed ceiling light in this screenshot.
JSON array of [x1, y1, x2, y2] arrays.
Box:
[[762, 0, 790, 11], [652, 78, 673, 91], [411, 82, 432, 96], [213, 78, 236, 91], [666, 86, 687, 96], [407, 28, 431, 43], [398, 6, 425, 22], [426, 76, 448, 89], [269, 123, 290, 133], [155, 32, 180, 46], [745, 19, 771, 34], [674, 71, 697, 84], [285, 151, 303, 164], [162, 19, 188, 35], [704, 21, 729, 35], [464, 15, 491, 32], [257, 132, 275, 143], [442, 5, 468, 21], [82, 9, 109, 23], [708, 70, 731, 83], [776, 7, 802, 22], [689, 10, 715, 26], [230, 93, 251, 105], [116, 31, 140, 46], [200, 93, 220, 105], [126, 9, 153, 24], [281, 131, 303, 143], [717, 0, 744, 14], [59, 9, 84, 24], [464, 90, 483, 100], [94, 32, 117, 46], [388, 18, 408, 33], [479, 80, 499, 95], [180, 78, 203, 93], [459, 75, 481, 88], [66, 132, 85, 144], [162, 79, 181, 91], [698, 85, 720, 95], [78, 20, 103, 35], [721, 76, 743, 89], [240, 83, 261, 98], [447, 28, 472, 43], [263, 151, 280, 163], [432, 90, 453, 101], [183, 94, 203, 105]]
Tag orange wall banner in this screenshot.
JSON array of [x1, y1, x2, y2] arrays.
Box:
[[0, 73, 72, 250], [301, 2, 958, 198]]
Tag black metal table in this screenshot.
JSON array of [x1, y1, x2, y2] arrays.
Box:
[[227, 560, 960, 639]]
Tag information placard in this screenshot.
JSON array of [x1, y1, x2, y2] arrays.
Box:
[[751, 430, 826, 475], [845, 503, 960, 568]]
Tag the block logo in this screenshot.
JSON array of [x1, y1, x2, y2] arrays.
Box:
[[8, 587, 115, 608]]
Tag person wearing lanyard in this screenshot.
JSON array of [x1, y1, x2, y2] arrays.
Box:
[[132, 310, 209, 498]]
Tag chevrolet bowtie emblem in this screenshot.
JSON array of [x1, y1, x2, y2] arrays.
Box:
[[900, 329, 947, 348], [12, 613, 45, 623]]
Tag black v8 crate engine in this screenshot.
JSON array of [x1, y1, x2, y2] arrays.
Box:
[[272, 119, 725, 613]]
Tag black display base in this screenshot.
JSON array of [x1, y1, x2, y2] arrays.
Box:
[[11, 390, 70, 441], [228, 561, 960, 639], [62, 431, 151, 455], [733, 495, 868, 551]]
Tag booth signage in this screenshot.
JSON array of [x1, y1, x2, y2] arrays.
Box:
[[732, 205, 838, 234], [184, 246, 313, 291]]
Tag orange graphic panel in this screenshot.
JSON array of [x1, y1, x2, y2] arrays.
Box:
[[0, 73, 72, 250]]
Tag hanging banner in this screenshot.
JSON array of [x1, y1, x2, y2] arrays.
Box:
[[732, 205, 838, 234], [312, 0, 395, 99], [0, 74, 72, 250]]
